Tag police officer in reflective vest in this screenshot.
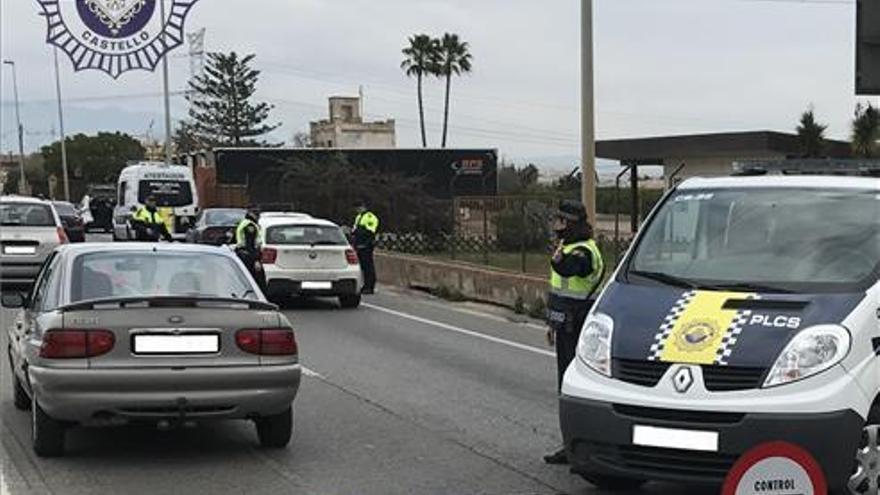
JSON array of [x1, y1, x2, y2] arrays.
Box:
[[131, 195, 172, 242], [544, 199, 604, 465], [235, 205, 267, 292], [353, 201, 379, 295]]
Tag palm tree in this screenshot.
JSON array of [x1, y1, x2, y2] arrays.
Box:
[[795, 107, 827, 158], [852, 103, 880, 158], [401, 35, 439, 148], [437, 33, 473, 148]]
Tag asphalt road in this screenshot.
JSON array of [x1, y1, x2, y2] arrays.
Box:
[[1, 236, 707, 495]]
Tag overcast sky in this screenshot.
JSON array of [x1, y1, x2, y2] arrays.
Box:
[[1, 0, 876, 164]]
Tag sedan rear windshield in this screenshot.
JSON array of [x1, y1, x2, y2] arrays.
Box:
[[265, 225, 347, 246], [71, 251, 257, 302], [205, 209, 245, 226], [138, 180, 193, 207], [0, 203, 55, 227], [53, 202, 77, 216]]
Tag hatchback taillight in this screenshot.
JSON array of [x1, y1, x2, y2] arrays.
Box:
[[236, 328, 297, 356], [40, 330, 115, 359], [57, 227, 69, 244], [261, 248, 278, 265], [345, 249, 359, 265]]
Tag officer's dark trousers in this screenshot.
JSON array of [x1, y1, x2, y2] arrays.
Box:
[[357, 247, 376, 292], [551, 299, 595, 391]]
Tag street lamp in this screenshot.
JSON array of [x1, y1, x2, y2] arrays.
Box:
[[2, 59, 28, 195], [581, 0, 597, 223], [52, 48, 71, 201]]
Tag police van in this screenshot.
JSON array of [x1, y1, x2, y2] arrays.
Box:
[[561, 163, 879, 494], [112, 162, 199, 241]]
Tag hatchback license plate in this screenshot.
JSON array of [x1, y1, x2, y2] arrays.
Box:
[[632, 425, 719, 452], [3, 246, 36, 255], [133, 334, 220, 354], [301, 281, 332, 290]]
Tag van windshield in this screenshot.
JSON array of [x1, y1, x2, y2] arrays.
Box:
[[627, 188, 880, 293], [138, 180, 193, 207]]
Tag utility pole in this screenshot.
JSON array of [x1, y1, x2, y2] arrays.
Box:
[[581, 0, 597, 222], [160, 0, 173, 165], [52, 48, 70, 201], [3, 60, 27, 195]]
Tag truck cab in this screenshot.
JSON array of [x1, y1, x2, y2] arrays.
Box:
[[561, 167, 880, 494], [112, 162, 199, 241]]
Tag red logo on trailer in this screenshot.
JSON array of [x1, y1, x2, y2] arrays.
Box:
[[723, 442, 827, 495]]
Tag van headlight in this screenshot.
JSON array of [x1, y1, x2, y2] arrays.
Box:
[[764, 325, 850, 388], [576, 313, 614, 377]]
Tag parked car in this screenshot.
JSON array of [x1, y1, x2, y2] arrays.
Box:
[[259, 216, 363, 308], [52, 201, 86, 242], [185, 208, 246, 245], [2, 242, 301, 457], [0, 196, 67, 287]]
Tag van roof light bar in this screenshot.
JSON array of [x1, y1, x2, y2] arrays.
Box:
[[733, 159, 880, 177]]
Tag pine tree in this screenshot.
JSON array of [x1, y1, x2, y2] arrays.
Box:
[[795, 107, 827, 158], [187, 52, 280, 146]]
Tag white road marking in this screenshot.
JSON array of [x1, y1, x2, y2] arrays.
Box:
[[302, 366, 326, 379], [363, 303, 555, 358]]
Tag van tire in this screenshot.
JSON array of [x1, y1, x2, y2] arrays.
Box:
[[255, 407, 292, 449], [32, 397, 65, 457], [580, 473, 645, 491]]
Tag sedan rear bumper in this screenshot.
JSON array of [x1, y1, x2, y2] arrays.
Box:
[[28, 363, 301, 423]]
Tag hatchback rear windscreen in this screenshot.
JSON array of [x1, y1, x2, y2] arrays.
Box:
[[138, 180, 193, 207], [0, 203, 55, 227], [266, 225, 347, 246]]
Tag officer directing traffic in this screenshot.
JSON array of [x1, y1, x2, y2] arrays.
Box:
[[131, 195, 172, 242], [235, 205, 267, 292], [353, 200, 379, 295], [544, 199, 604, 465]]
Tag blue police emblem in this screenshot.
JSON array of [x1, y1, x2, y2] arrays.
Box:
[[36, 0, 201, 78]]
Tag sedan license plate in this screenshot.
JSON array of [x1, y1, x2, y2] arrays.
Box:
[[3, 246, 36, 255], [133, 334, 220, 355], [632, 425, 719, 452], [301, 281, 332, 290]]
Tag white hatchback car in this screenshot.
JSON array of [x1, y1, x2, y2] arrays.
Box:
[[259, 216, 363, 308]]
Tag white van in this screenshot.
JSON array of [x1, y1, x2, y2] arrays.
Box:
[[561, 168, 879, 494], [112, 162, 199, 241]]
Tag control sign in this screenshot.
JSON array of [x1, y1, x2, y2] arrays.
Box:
[[723, 442, 827, 495]]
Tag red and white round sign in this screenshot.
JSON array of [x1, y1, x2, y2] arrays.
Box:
[[723, 442, 827, 495]]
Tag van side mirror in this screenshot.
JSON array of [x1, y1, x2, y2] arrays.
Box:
[[1, 291, 27, 309]]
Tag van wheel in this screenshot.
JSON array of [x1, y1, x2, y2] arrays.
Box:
[[32, 397, 65, 457], [255, 407, 292, 449], [847, 424, 880, 495], [339, 295, 361, 309], [580, 472, 645, 491]]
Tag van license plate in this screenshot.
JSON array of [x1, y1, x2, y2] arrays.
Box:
[[632, 425, 719, 452], [133, 335, 219, 354], [3, 246, 35, 255], [301, 281, 332, 290]]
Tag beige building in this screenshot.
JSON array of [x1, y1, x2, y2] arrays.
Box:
[[310, 96, 396, 149]]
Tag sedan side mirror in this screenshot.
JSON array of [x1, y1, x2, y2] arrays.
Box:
[[1, 291, 27, 309]]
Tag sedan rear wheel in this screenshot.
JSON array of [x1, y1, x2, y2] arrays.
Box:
[[255, 406, 293, 449], [13, 374, 30, 411], [848, 425, 880, 494], [32, 397, 65, 457]]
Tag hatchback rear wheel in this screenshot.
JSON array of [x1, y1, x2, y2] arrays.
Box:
[[339, 294, 361, 309], [32, 397, 65, 457], [255, 406, 293, 449]]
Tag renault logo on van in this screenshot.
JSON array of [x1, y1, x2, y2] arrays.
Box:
[[672, 367, 694, 394]]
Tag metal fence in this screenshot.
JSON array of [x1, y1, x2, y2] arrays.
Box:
[[377, 196, 631, 276]]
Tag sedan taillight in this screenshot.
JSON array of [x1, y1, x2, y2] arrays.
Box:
[[40, 330, 115, 359], [345, 249, 359, 265], [236, 328, 297, 356], [261, 248, 278, 265]]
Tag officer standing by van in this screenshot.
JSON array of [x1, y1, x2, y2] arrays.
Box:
[[353, 200, 380, 295], [235, 205, 267, 292], [544, 199, 604, 465], [131, 195, 172, 242]]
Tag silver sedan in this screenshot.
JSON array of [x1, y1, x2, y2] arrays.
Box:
[[2, 243, 301, 457]]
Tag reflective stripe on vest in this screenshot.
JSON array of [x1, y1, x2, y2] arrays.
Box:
[[235, 218, 261, 248], [134, 208, 164, 225], [549, 239, 604, 300]]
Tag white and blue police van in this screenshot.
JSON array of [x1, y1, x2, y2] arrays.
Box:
[[561, 162, 880, 494], [112, 162, 199, 241]]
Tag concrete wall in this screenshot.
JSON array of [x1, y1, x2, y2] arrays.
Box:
[[375, 252, 547, 311], [310, 121, 396, 149]]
